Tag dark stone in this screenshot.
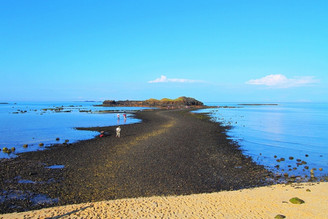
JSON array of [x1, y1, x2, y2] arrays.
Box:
[[289, 197, 305, 204]]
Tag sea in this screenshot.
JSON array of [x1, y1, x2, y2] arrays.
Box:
[[0, 101, 145, 159], [197, 102, 328, 179], [1, 101, 327, 179]]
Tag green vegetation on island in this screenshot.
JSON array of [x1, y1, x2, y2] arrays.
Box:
[[102, 96, 204, 108]]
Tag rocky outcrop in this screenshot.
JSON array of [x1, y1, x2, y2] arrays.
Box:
[[102, 96, 204, 108]]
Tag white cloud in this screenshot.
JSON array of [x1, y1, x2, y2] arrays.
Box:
[[148, 75, 204, 83], [246, 74, 319, 88]]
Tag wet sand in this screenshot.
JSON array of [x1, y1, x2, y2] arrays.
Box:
[[0, 109, 272, 213], [2, 182, 327, 218]]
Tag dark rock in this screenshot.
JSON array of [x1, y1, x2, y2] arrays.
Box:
[[29, 172, 37, 176], [275, 214, 286, 219], [289, 197, 305, 204]]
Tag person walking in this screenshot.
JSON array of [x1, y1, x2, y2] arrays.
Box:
[[116, 126, 121, 138]]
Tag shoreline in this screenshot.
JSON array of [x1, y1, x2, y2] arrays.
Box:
[[0, 108, 294, 213], [2, 182, 328, 218]]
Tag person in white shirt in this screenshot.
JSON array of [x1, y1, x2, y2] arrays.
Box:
[[116, 126, 121, 138]]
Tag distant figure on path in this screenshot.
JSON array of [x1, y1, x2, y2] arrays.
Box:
[[116, 126, 121, 138], [123, 113, 126, 119], [117, 113, 120, 119]]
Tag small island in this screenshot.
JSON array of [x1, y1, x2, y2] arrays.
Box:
[[101, 96, 204, 108]]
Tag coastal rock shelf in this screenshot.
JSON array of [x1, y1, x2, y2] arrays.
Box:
[[0, 108, 271, 214]]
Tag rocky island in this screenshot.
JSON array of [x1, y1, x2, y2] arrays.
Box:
[[101, 96, 204, 108]]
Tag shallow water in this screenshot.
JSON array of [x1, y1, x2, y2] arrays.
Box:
[[0, 101, 146, 159], [197, 102, 328, 178]]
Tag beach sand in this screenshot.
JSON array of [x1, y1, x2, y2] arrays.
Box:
[[2, 182, 327, 218]]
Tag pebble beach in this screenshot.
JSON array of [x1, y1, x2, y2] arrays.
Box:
[[0, 109, 327, 218]]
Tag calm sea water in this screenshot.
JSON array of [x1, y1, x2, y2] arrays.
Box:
[[197, 102, 328, 178], [0, 101, 145, 159]]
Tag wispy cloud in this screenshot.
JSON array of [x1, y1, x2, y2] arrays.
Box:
[[246, 74, 319, 88], [148, 75, 204, 83]]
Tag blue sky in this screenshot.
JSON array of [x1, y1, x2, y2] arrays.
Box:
[[0, 0, 327, 102]]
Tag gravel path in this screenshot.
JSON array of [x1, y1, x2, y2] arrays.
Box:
[[0, 109, 272, 213]]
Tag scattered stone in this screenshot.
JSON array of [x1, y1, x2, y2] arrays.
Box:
[[301, 161, 307, 165], [56, 138, 60, 141], [319, 168, 323, 171], [304, 166, 309, 170], [11, 147, 15, 152], [39, 143, 44, 147], [296, 159, 301, 162], [310, 169, 315, 178], [306, 189, 311, 192], [65, 139, 69, 143], [289, 156, 294, 160], [29, 172, 37, 176], [274, 214, 286, 219], [305, 154, 309, 157], [23, 144, 28, 148], [289, 197, 305, 204], [274, 155, 277, 158], [280, 158, 285, 161]]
